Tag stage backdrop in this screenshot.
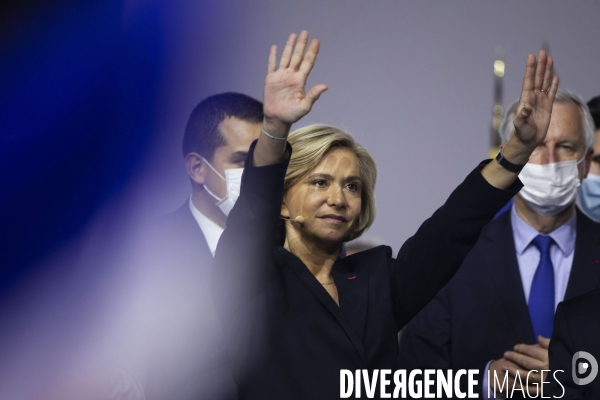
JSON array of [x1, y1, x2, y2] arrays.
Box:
[[141, 0, 600, 252]]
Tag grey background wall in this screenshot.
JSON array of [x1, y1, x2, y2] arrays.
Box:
[[138, 0, 600, 252]]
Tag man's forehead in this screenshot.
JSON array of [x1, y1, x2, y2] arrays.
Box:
[[546, 102, 584, 142], [218, 116, 261, 147]]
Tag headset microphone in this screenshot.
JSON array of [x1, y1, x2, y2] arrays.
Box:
[[281, 216, 305, 224]]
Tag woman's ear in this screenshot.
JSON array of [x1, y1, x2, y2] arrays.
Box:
[[280, 201, 290, 219]]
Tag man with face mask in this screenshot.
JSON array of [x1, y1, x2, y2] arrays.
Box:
[[399, 89, 600, 399], [577, 96, 600, 222], [181, 93, 262, 255], [137, 93, 262, 400]]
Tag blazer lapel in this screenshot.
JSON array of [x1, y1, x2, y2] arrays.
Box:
[[484, 212, 536, 343], [333, 255, 370, 343], [177, 202, 213, 263], [277, 248, 368, 364], [564, 209, 600, 300]]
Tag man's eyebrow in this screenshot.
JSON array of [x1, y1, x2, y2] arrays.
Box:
[[555, 139, 578, 145], [229, 151, 248, 162]]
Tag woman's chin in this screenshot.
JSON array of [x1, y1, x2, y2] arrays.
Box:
[[313, 230, 348, 248]]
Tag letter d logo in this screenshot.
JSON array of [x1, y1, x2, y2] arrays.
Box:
[[572, 351, 598, 385]]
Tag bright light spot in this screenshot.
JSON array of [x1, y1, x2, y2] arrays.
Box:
[[494, 60, 505, 77]]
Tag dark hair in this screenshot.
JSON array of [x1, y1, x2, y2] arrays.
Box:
[[588, 96, 600, 130], [182, 92, 263, 160]]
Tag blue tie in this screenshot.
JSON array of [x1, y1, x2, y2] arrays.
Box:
[[528, 235, 555, 341]]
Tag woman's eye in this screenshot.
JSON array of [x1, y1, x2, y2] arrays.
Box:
[[313, 180, 326, 187], [347, 182, 363, 192]]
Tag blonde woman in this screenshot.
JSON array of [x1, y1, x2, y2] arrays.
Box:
[[212, 31, 559, 399]]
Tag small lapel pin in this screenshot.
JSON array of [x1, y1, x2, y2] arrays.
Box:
[[347, 275, 356, 280], [595, 259, 599, 265]]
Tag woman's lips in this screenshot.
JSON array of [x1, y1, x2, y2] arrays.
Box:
[[319, 214, 348, 224]]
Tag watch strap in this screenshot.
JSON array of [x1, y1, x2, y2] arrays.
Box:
[[495, 150, 526, 173]]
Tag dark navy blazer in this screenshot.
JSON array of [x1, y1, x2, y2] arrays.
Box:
[[212, 141, 520, 400], [398, 208, 600, 399], [548, 287, 600, 399], [142, 204, 237, 400]]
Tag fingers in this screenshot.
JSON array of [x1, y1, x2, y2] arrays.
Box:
[[279, 33, 297, 69], [498, 359, 528, 381], [547, 74, 559, 102], [538, 336, 551, 349], [513, 343, 549, 363], [504, 365, 546, 385], [513, 103, 532, 134], [521, 53, 536, 94], [278, 32, 320, 75], [299, 38, 321, 76], [504, 350, 546, 371], [533, 50, 547, 91], [289, 30, 309, 70], [541, 56, 553, 92], [503, 363, 532, 380], [268, 45, 277, 73], [306, 83, 328, 105], [502, 360, 544, 385]]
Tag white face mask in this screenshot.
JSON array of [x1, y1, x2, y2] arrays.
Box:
[[518, 157, 585, 216], [202, 157, 243, 216], [579, 173, 600, 222]]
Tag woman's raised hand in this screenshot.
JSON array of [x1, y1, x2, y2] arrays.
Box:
[[512, 50, 559, 146], [262, 31, 328, 136]]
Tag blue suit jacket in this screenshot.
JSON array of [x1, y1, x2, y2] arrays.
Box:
[[399, 207, 600, 399]]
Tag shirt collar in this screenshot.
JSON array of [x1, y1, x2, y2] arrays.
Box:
[[188, 196, 224, 256], [511, 205, 577, 256]]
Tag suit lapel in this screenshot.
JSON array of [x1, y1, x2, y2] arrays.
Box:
[[333, 255, 370, 343], [484, 212, 536, 343], [564, 209, 600, 300], [176, 202, 213, 263], [278, 248, 368, 364]]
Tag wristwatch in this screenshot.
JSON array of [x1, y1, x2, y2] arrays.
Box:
[[495, 149, 526, 173]]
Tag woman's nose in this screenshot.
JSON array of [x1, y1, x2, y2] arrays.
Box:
[[327, 186, 347, 208]]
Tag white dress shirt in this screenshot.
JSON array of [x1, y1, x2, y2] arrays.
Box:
[[189, 196, 225, 256], [483, 204, 576, 399]]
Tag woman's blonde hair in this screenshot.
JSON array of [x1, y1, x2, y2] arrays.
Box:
[[284, 124, 377, 241]]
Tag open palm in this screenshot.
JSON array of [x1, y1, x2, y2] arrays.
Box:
[[263, 31, 328, 127], [513, 50, 559, 146]]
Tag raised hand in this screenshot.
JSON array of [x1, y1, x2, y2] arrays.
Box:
[[481, 50, 559, 189], [513, 50, 559, 146], [263, 30, 328, 135]]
